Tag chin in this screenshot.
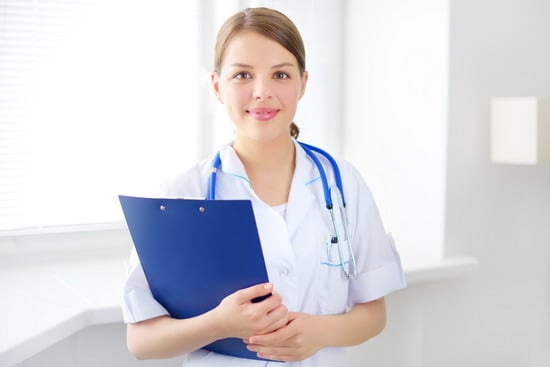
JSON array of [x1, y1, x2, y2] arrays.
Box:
[[236, 131, 292, 145]]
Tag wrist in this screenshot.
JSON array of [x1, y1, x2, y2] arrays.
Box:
[[312, 315, 333, 349], [199, 307, 231, 341]]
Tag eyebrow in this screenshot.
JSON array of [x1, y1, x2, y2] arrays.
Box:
[[227, 62, 295, 69]]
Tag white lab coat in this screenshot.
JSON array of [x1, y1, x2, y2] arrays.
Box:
[[122, 139, 406, 367]]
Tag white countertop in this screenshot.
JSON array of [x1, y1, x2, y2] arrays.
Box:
[[0, 251, 478, 366]]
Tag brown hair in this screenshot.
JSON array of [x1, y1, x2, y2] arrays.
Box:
[[214, 7, 305, 139]]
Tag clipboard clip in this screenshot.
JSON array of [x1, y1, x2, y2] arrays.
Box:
[[159, 204, 206, 213]]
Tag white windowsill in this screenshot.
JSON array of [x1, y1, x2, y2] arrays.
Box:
[[0, 234, 479, 366]]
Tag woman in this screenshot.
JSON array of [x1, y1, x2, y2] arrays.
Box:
[[122, 7, 406, 366]]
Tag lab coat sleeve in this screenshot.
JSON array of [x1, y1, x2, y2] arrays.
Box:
[[121, 247, 169, 323], [341, 162, 407, 305], [160, 163, 209, 198]]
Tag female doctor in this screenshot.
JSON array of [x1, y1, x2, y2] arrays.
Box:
[[122, 7, 406, 367]]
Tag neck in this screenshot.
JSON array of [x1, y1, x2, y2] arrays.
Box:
[[233, 137, 295, 171], [233, 136, 296, 206]]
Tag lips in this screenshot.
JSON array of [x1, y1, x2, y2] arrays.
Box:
[[247, 108, 278, 121]]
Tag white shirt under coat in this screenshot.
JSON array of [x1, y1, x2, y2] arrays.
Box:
[[121, 139, 406, 367]]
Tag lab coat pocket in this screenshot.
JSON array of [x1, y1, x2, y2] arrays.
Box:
[[318, 238, 350, 315]]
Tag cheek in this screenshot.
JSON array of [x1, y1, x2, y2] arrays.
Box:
[[220, 86, 249, 107], [279, 87, 303, 107]]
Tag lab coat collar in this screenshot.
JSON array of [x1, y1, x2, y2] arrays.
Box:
[[216, 143, 255, 200], [286, 139, 318, 238], [216, 140, 319, 237]]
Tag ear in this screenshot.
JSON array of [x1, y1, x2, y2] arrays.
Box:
[[298, 70, 309, 100], [211, 71, 223, 104]]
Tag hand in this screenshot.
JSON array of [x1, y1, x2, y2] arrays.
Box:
[[213, 283, 288, 340], [245, 312, 324, 362]]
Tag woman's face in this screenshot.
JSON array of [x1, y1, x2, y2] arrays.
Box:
[[212, 31, 308, 144]]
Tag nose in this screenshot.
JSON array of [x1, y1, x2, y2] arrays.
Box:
[[252, 77, 273, 100]]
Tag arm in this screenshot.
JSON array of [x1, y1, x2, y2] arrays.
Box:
[[127, 283, 288, 360], [245, 297, 386, 362]]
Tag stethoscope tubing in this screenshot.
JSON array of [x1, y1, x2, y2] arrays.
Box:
[[207, 142, 356, 279], [207, 152, 222, 201], [207, 143, 344, 206], [298, 142, 346, 208]]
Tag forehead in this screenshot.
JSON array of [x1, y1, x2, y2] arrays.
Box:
[[221, 31, 298, 68]]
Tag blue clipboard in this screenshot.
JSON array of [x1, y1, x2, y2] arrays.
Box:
[[119, 195, 270, 361]]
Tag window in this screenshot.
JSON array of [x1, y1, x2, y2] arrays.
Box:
[[343, 0, 448, 259], [0, 0, 344, 233], [0, 0, 199, 231]]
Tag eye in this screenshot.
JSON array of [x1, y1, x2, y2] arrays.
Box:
[[273, 72, 289, 79], [234, 72, 252, 80]]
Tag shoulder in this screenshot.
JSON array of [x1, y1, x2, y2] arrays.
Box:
[[160, 158, 211, 198], [334, 158, 378, 206], [295, 141, 375, 201], [325, 153, 365, 188]]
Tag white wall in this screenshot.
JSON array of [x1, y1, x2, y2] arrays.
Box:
[[444, 0, 550, 364], [15, 323, 181, 367], [352, 0, 550, 366]]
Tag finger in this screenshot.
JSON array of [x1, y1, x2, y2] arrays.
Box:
[[254, 304, 289, 335], [267, 301, 288, 320], [248, 322, 288, 346], [250, 290, 285, 316], [234, 283, 273, 303], [247, 345, 295, 362], [257, 290, 282, 308]]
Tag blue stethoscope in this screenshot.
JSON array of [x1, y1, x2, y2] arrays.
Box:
[[207, 142, 357, 280]]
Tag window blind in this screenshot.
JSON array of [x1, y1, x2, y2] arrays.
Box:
[[0, 0, 200, 231]]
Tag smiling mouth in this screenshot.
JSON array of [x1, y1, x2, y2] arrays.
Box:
[[247, 108, 278, 121]]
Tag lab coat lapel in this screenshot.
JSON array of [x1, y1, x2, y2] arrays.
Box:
[[215, 145, 254, 200], [216, 141, 320, 239], [216, 144, 296, 272], [286, 141, 318, 239]]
